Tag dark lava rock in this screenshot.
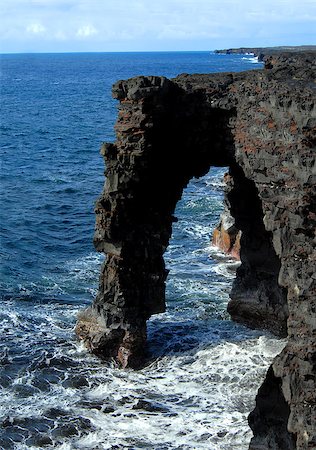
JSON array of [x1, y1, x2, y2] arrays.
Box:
[[26, 434, 53, 447], [132, 399, 169, 413], [62, 375, 89, 388], [51, 423, 79, 438], [217, 430, 228, 438], [43, 407, 71, 419], [76, 48, 316, 449]]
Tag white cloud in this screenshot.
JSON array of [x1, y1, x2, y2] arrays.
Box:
[[26, 23, 46, 34], [1, 0, 315, 52], [76, 24, 97, 38]]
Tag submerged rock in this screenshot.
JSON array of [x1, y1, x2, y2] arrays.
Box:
[[132, 399, 169, 413]]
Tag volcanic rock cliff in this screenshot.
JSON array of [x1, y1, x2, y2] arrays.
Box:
[[76, 51, 316, 449]]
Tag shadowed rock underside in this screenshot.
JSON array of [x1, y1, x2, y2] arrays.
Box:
[[76, 52, 316, 449]]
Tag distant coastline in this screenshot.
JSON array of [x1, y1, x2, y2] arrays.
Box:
[[214, 45, 316, 60], [214, 45, 316, 54]]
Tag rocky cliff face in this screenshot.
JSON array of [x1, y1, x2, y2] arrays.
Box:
[[76, 52, 316, 449]]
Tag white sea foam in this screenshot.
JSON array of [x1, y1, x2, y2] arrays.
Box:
[[181, 223, 212, 239], [58, 333, 285, 450], [242, 56, 259, 64], [63, 253, 104, 282], [0, 270, 286, 450], [213, 262, 238, 279], [207, 245, 241, 279], [0, 167, 286, 449]]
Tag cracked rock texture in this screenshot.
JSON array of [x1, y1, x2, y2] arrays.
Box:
[[76, 51, 316, 448]]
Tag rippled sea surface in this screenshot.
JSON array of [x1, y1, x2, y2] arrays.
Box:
[[0, 52, 285, 449]]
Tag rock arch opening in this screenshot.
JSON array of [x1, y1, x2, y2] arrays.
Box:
[[144, 165, 234, 358], [76, 76, 288, 368]]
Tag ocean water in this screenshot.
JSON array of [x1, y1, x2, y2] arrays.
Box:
[[0, 52, 285, 449]]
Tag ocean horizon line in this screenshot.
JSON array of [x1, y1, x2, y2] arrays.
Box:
[[1, 50, 220, 56]]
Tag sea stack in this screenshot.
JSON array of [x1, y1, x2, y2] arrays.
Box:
[[76, 50, 316, 449]]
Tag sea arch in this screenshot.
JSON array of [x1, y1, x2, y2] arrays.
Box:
[[76, 74, 287, 366], [76, 67, 315, 449]]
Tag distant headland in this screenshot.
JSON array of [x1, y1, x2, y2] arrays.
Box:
[[214, 45, 316, 57]]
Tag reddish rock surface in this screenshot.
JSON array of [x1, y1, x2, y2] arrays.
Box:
[[212, 218, 241, 259], [76, 51, 316, 448], [212, 175, 241, 260]]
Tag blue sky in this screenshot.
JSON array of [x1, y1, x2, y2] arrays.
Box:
[[1, 0, 315, 53]]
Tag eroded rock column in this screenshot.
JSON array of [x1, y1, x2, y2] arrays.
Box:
[[76, 76, 178, 367]]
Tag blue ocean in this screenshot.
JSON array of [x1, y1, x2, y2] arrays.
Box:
[[0, 52, 285, 449]]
